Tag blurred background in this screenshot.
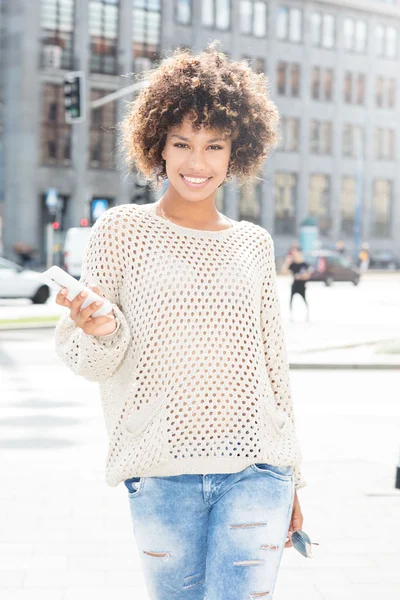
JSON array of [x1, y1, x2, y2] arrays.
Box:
[[0, 1, 399, 599]]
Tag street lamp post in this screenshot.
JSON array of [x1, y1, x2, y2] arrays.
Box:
[[353, 129, 364, 265]]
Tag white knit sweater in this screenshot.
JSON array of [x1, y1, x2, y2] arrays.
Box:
[[54, 202, 306, 490]]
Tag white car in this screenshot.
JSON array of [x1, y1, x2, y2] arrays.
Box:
[[0, 257, 50, 304]]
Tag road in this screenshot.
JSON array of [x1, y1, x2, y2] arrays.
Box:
[[0, 321, 399, 599]]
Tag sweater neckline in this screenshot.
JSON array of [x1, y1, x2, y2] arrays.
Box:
[[137, 202, 246, 239]]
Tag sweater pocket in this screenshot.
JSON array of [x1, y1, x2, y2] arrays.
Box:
[[105, 391, 170, 486], [269, 409, 290, 433]]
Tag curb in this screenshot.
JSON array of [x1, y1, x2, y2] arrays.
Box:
[[0, 322, 59, 331]]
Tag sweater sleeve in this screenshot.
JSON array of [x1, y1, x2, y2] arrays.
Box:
[[54, 207, 131, 383], [260, 233, 307, 490]]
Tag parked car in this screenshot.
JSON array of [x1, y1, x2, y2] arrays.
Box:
[[303, 250, 361, 286], [0, 257, 50, 303], [368, 250, 400, 270], [63, 226, 92, 279]]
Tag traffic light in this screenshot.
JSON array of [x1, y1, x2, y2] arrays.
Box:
[[52, 221, 60, 230], [64, 71, 86, 123], [80, 218, 89, 227]]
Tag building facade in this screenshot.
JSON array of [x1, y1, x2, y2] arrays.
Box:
[[0, 0, 399, 261]]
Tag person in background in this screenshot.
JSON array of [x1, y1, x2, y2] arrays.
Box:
[[358, 243, 370, 272], [287, 239, 300, 259], [12, 242, 35, 268], [281, 248, 311, 322], [336, 240, 346, 255]]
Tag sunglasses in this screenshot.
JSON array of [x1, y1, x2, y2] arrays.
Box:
[[290, 530, 319, 558]]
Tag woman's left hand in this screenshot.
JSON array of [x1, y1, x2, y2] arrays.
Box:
[[285, 491, 303, 548]]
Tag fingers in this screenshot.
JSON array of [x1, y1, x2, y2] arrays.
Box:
[[55, 288, 71, 308], [87, 283, 102, 296], [57, 283, 112, 332], [78, 297, 107, 322], [285, 530, 293, 548]]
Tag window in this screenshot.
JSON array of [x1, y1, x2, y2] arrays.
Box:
[[322, 14, 335, 48], [239, 178, 261, 224], [308, 174, 331, 235], [343, 17, 354, 51], [376, 24, 385, 56], [355, 20, 367, 53], [324, 69, 333, 101], [175, 0, 191, 25], [344, 17, 367, 53], [376, 76, 384, 107], [311, 12, 321, 46], [202, 0, 230, 30], [376, 24, 398, 58], [277, 62, 300, 97], [291, 64, 300, 96], [344, 71, 366, 104], [310, 121, 332, 155], [344, 71, 352, 103], [240, 1, 267, 37], [311, 12, 335, 48], [89, 0, 119, 74], [40, 83, 71, 165], [343, 125, 363, 158], [276, 6, 302, 42], [89, 89, 117, 169], [242, 55, 265, 74], [386, 26, 398, 58], [376, 76, 397, 108], [388, 78, 397, 108], [274, 172, 297, 235], [279, 117, 299, 151], [132, 0, 161, 67], [311, 67, 320, 100], [340, 177, 356, 236], [277, 61, 286, 94], [375, 128, 395, 160], [40, 0, 75, 69], [356, 74, 365, 105], [311, 67, 333, 101], [372, 179, 392, 237]]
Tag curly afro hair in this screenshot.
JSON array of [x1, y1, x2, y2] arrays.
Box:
[[120, 41, 280, 188]]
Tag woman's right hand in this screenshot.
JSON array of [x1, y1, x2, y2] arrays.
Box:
[[55, 284, 117, 337]]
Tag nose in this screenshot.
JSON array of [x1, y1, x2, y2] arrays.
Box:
[[187, 149, 208, 172]]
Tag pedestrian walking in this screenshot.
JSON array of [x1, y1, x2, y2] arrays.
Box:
[[54, 42, 309, 599], [358, 243, 370, 272], [336, 240, 346, 255], [281, 248, 311, 322], [12, 242, 35, 268]]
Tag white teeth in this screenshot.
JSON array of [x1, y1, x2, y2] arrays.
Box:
[[183, 176, 208, 184]]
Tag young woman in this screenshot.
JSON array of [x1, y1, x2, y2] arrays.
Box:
[[54, 43, 307, 600]]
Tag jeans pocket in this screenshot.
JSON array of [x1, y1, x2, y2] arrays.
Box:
[[250, 462, 293, 481], [124, 476, 145, 498]]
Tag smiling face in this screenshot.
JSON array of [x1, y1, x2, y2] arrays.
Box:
[[161, 115, 232, 202]]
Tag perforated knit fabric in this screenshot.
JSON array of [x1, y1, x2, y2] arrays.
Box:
[[54, 202, 306, 490]]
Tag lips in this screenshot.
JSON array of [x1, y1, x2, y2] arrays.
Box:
[[180, 174, 212, 189]]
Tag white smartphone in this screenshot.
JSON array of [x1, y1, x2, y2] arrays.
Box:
[[39, 265, 113, 318]]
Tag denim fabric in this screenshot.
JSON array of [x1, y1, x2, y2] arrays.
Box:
[[124, 463, 295, 600]]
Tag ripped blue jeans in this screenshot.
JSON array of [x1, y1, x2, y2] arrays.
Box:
[[125, 463, 295, 600]]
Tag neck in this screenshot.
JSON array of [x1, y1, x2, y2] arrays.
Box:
[[159, 190, 231, 228]]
